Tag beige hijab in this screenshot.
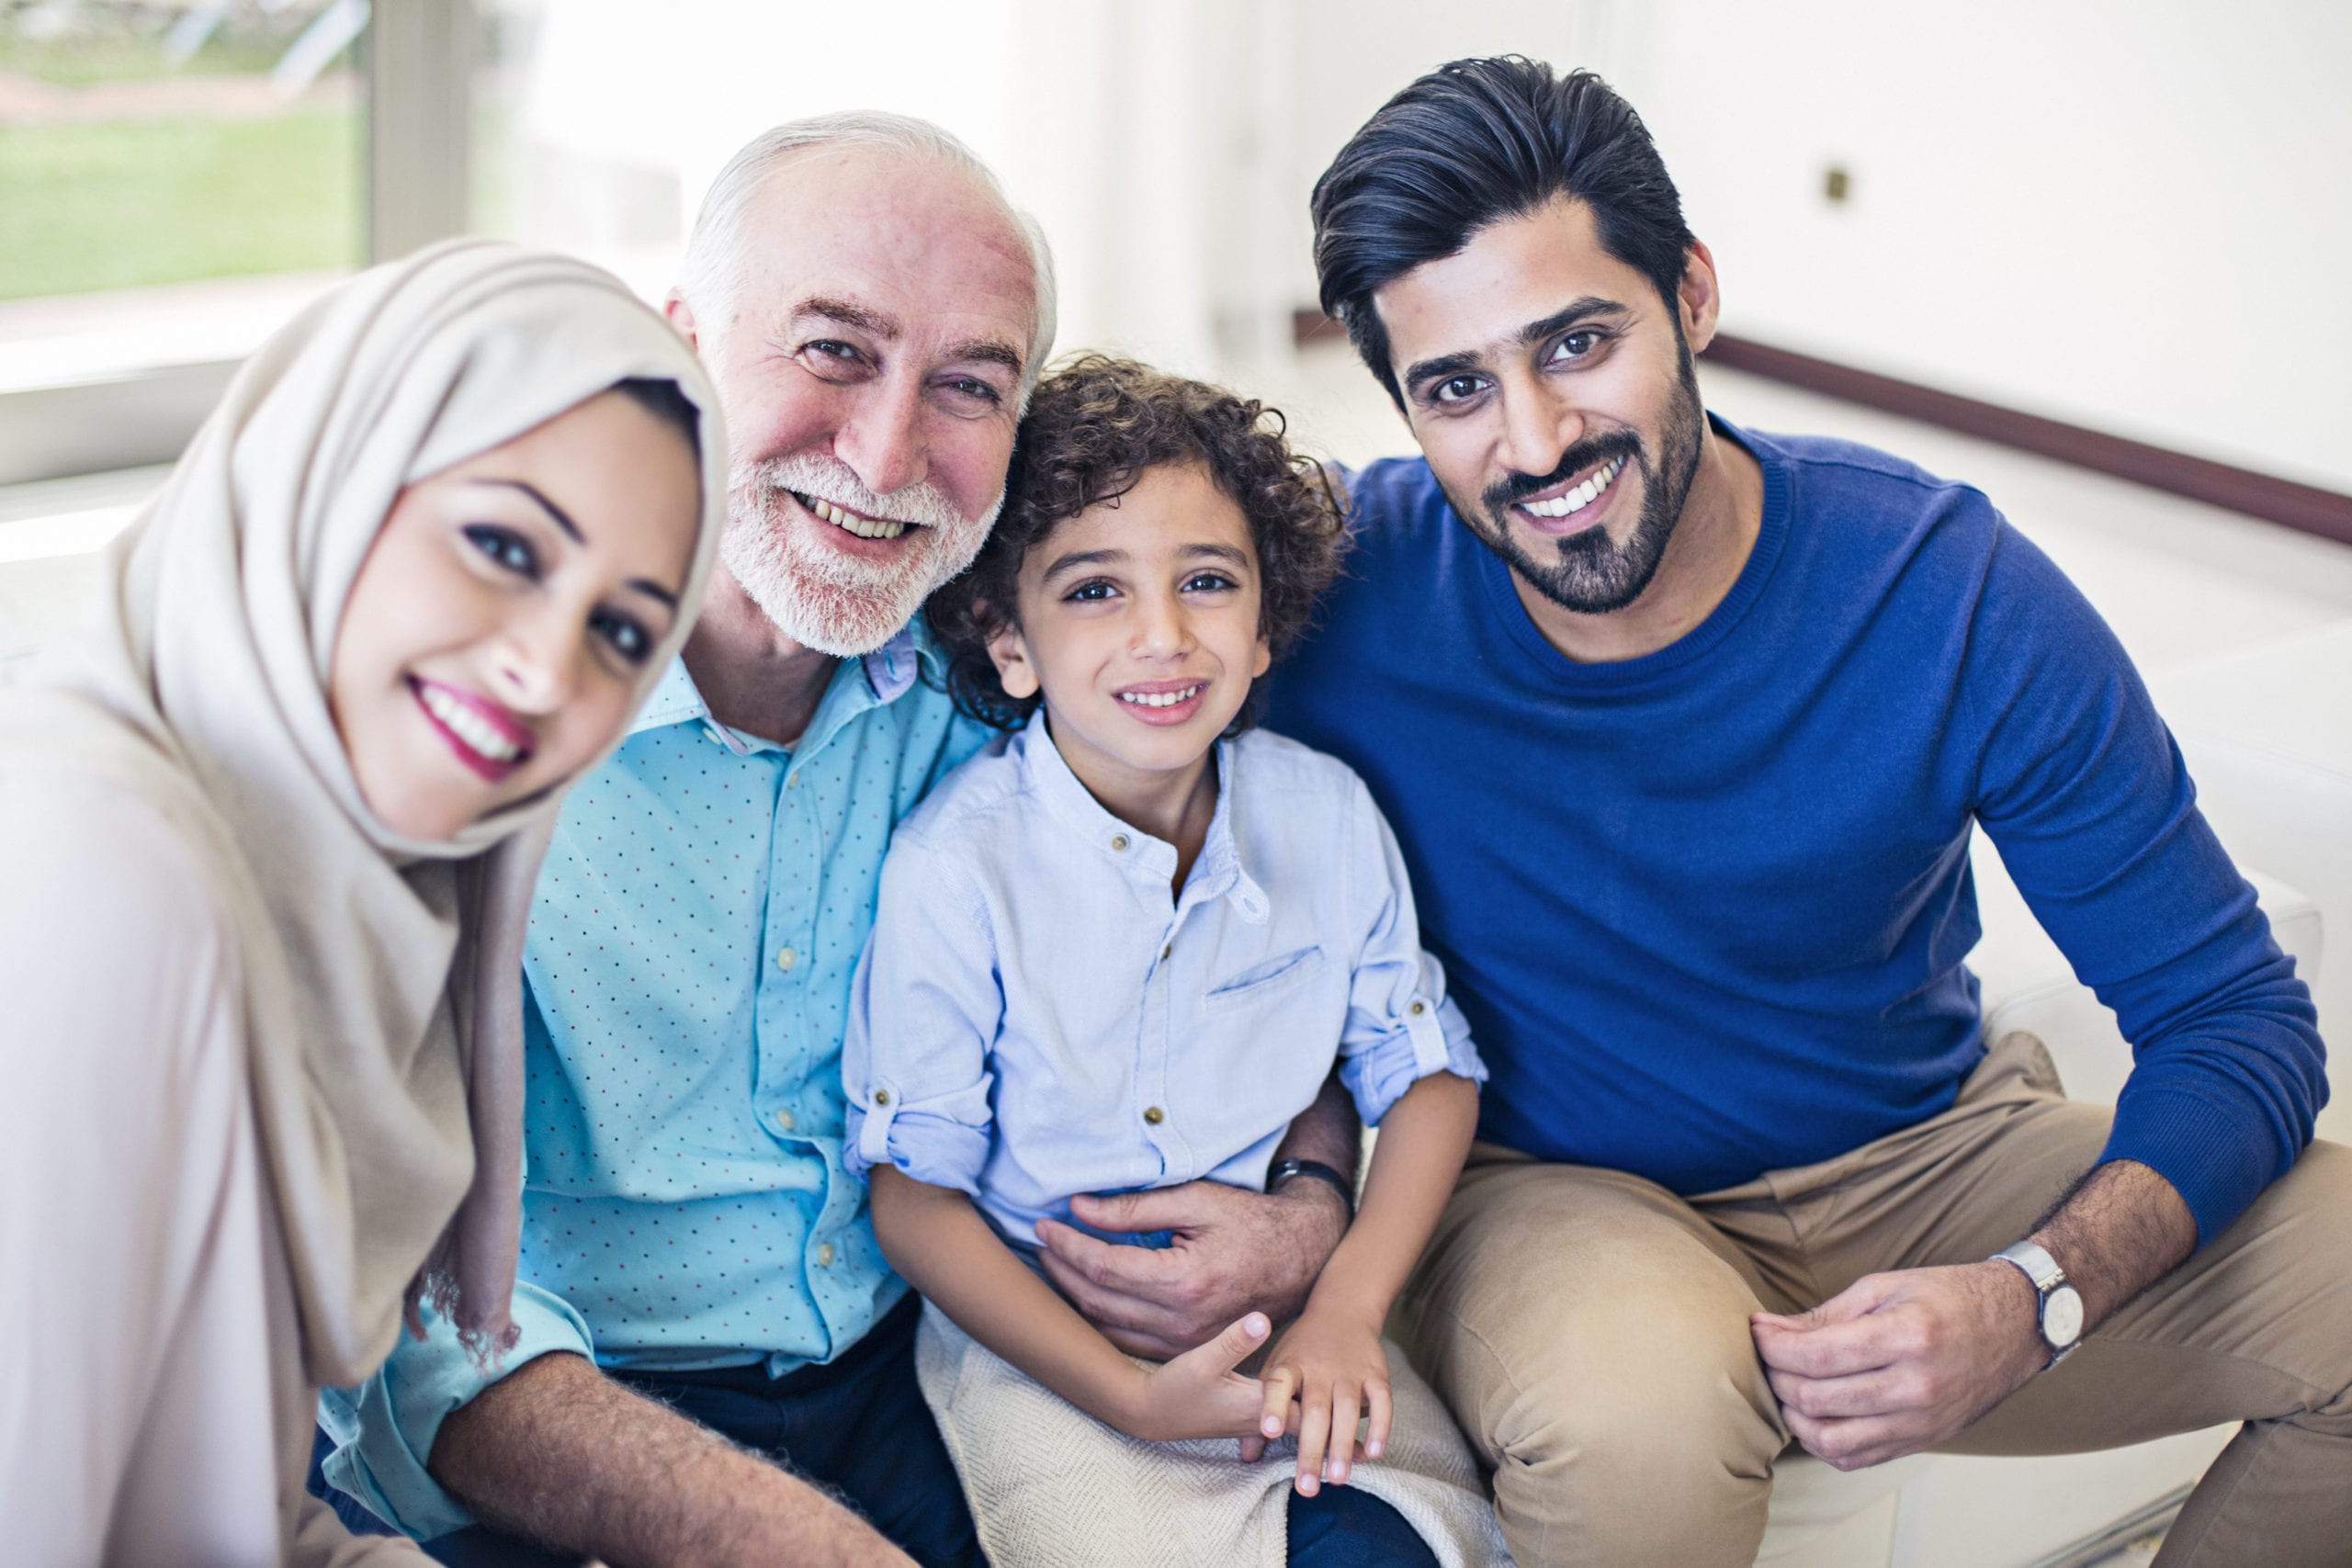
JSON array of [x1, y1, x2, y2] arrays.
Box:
[[0, 241, 725, 1386]]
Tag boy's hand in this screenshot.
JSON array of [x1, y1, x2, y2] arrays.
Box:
[[1121, 1311, 1274, 1442], [1257, 1304, 1392, 1495]]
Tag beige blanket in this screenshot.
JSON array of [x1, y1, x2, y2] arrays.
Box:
[[916, 1303, 1512, 1567]]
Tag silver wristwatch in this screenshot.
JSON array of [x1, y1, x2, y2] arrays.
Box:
[[1990, 1240, 2085, 1368]]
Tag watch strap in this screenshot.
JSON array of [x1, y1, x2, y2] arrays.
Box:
[[1266, 1157, 1355, 1217], [1992, 1240, 2064, 1292], [1991, 1240, 2081, 1366]]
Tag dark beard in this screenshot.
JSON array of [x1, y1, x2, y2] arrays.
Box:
[[1459, 343, 1706, 615]]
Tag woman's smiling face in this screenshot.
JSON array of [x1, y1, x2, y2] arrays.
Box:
[[329, 387, 702, 841]]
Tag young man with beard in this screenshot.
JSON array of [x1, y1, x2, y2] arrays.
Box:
[[316, 116, 1373, 1568], [1264, 58, 2350, 1567]]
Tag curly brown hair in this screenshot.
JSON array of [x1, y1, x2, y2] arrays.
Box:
[[929, 355, 1347, 731]]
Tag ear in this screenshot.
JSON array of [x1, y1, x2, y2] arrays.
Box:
[[1677, 238, 1724, 357], [986, 615, 1041, 701], [663, 290, 701, 352], [1250, 632, 1272, 682]]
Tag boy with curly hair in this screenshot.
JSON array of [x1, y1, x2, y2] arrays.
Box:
[[840, 356, 1508, 1565]]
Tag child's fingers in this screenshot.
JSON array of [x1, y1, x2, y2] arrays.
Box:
[[1183, 1312, 1272, 1382], [1364, 1378, 1394, 1461], [1259, 1363, 1298, 1440], [1325, 1385, 1362, 1485], [1294, 1384, 1332, 1497]]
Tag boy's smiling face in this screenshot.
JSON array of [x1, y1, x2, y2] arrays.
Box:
[[987, 461, 1271, 813]]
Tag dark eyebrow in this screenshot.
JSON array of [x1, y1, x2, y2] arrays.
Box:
[[793, 295, 900, 340], [1040, 546, 1125, 581], [624, 578, 679, 610], [1180, 543, 1252, 569], [1399, 295, 1634, 395], [473, 478, 583, 544], [1516, 297, 1633, 347]]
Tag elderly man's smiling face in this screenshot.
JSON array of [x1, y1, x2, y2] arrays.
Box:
[[673, 144, 1041, 656]]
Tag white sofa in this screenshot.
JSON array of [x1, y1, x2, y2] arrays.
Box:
[[1758, 671, 2342, 1568]]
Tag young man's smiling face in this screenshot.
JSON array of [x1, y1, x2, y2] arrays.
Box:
[[1374, 197, 1713, 619]]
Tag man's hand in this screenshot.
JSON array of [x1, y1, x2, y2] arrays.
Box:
[[1749, 1261, 2045, 1471], [1035, 1177, 1350, 1360]]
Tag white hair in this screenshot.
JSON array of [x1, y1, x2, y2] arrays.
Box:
[[677, 110, 1058, 400]]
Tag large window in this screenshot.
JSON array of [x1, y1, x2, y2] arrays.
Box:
[[0, 0, 364, 302], [0, 0, 381, 490]]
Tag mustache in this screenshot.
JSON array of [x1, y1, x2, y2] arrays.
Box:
[[1483, 432, 1644, 514], [733, 452, 969, 531]]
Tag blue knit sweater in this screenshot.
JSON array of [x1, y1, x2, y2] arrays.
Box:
[[1263, 420, 2324, 1244]]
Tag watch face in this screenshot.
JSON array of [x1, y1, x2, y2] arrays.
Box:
[[2044, 1285, 2086, 1348]]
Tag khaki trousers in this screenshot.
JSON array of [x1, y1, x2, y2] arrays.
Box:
[[1391, 1034, 2352, 1567]]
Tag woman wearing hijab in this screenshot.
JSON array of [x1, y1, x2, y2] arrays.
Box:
[[0, 240, 726, 1565]]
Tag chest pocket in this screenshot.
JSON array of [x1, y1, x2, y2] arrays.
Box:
[[1204, 945, 1327, 1012]]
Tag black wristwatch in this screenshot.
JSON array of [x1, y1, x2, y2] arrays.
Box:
[[1266, 1157, 1355, 1219]]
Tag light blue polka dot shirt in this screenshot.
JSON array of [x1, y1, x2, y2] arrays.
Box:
[[322, 623, 989, 1540]]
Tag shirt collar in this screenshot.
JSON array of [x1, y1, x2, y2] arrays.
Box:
[[1009, 710, 1269, 923], [860, 619, 944, 704], [629, 620, 946, 755]]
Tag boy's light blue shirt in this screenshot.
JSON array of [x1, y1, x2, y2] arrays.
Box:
[[842, 714, 1485, 1248], [322, 624, 989, 1540]]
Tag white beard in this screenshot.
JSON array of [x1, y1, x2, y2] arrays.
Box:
[[721, 451, 1001, 658]]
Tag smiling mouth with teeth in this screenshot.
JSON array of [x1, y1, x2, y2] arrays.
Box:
[[411, 676, 532, 781], [1518, 456, 1628, 521], [1118, 683, 1204, 709], [791, 490, 914, 541]]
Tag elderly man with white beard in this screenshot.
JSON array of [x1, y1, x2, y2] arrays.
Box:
[[312, 114, 1368, 1568]]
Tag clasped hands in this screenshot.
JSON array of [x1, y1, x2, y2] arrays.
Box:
[[1034, 1179, 1380, 1495], [1751, 1259, 2049, 1471]]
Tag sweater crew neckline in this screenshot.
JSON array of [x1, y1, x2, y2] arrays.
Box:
[[1473, 414, 1791, 687]]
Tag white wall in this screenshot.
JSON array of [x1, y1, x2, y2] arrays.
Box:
[[1628, 0, 2352, 492], [486, 1, 2350, 491]]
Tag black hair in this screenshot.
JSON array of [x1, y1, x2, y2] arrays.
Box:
[[1310, 57, 1694, 408], [610, 376, 703, 459]]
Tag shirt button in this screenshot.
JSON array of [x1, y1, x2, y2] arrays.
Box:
[[1409, 1000, 1427, 1016], [701, 724, 725, 746], [816, 1242, 835, 1267], [1160, 944, 1172, 961], [786, 772, 801, 789], [1110, 834, 1130, 852], [874, 1089, 892, 1107], [773, 1107, 797, 1134], [1143, 1105, 1165, 1125], [775, 946, 797, 971]]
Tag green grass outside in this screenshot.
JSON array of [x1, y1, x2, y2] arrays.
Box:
[[0, 107, 361, 299], [0, 28, 330, 86]]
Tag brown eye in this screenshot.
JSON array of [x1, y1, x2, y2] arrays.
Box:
[[591, 607, 654, 665], [464, 524, 539, 578]]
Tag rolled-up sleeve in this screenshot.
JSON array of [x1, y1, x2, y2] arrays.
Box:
[[1336, 779, 1485, 1125], [841, 836, 1002, 1194], [317, 1280, 594, 1543]]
